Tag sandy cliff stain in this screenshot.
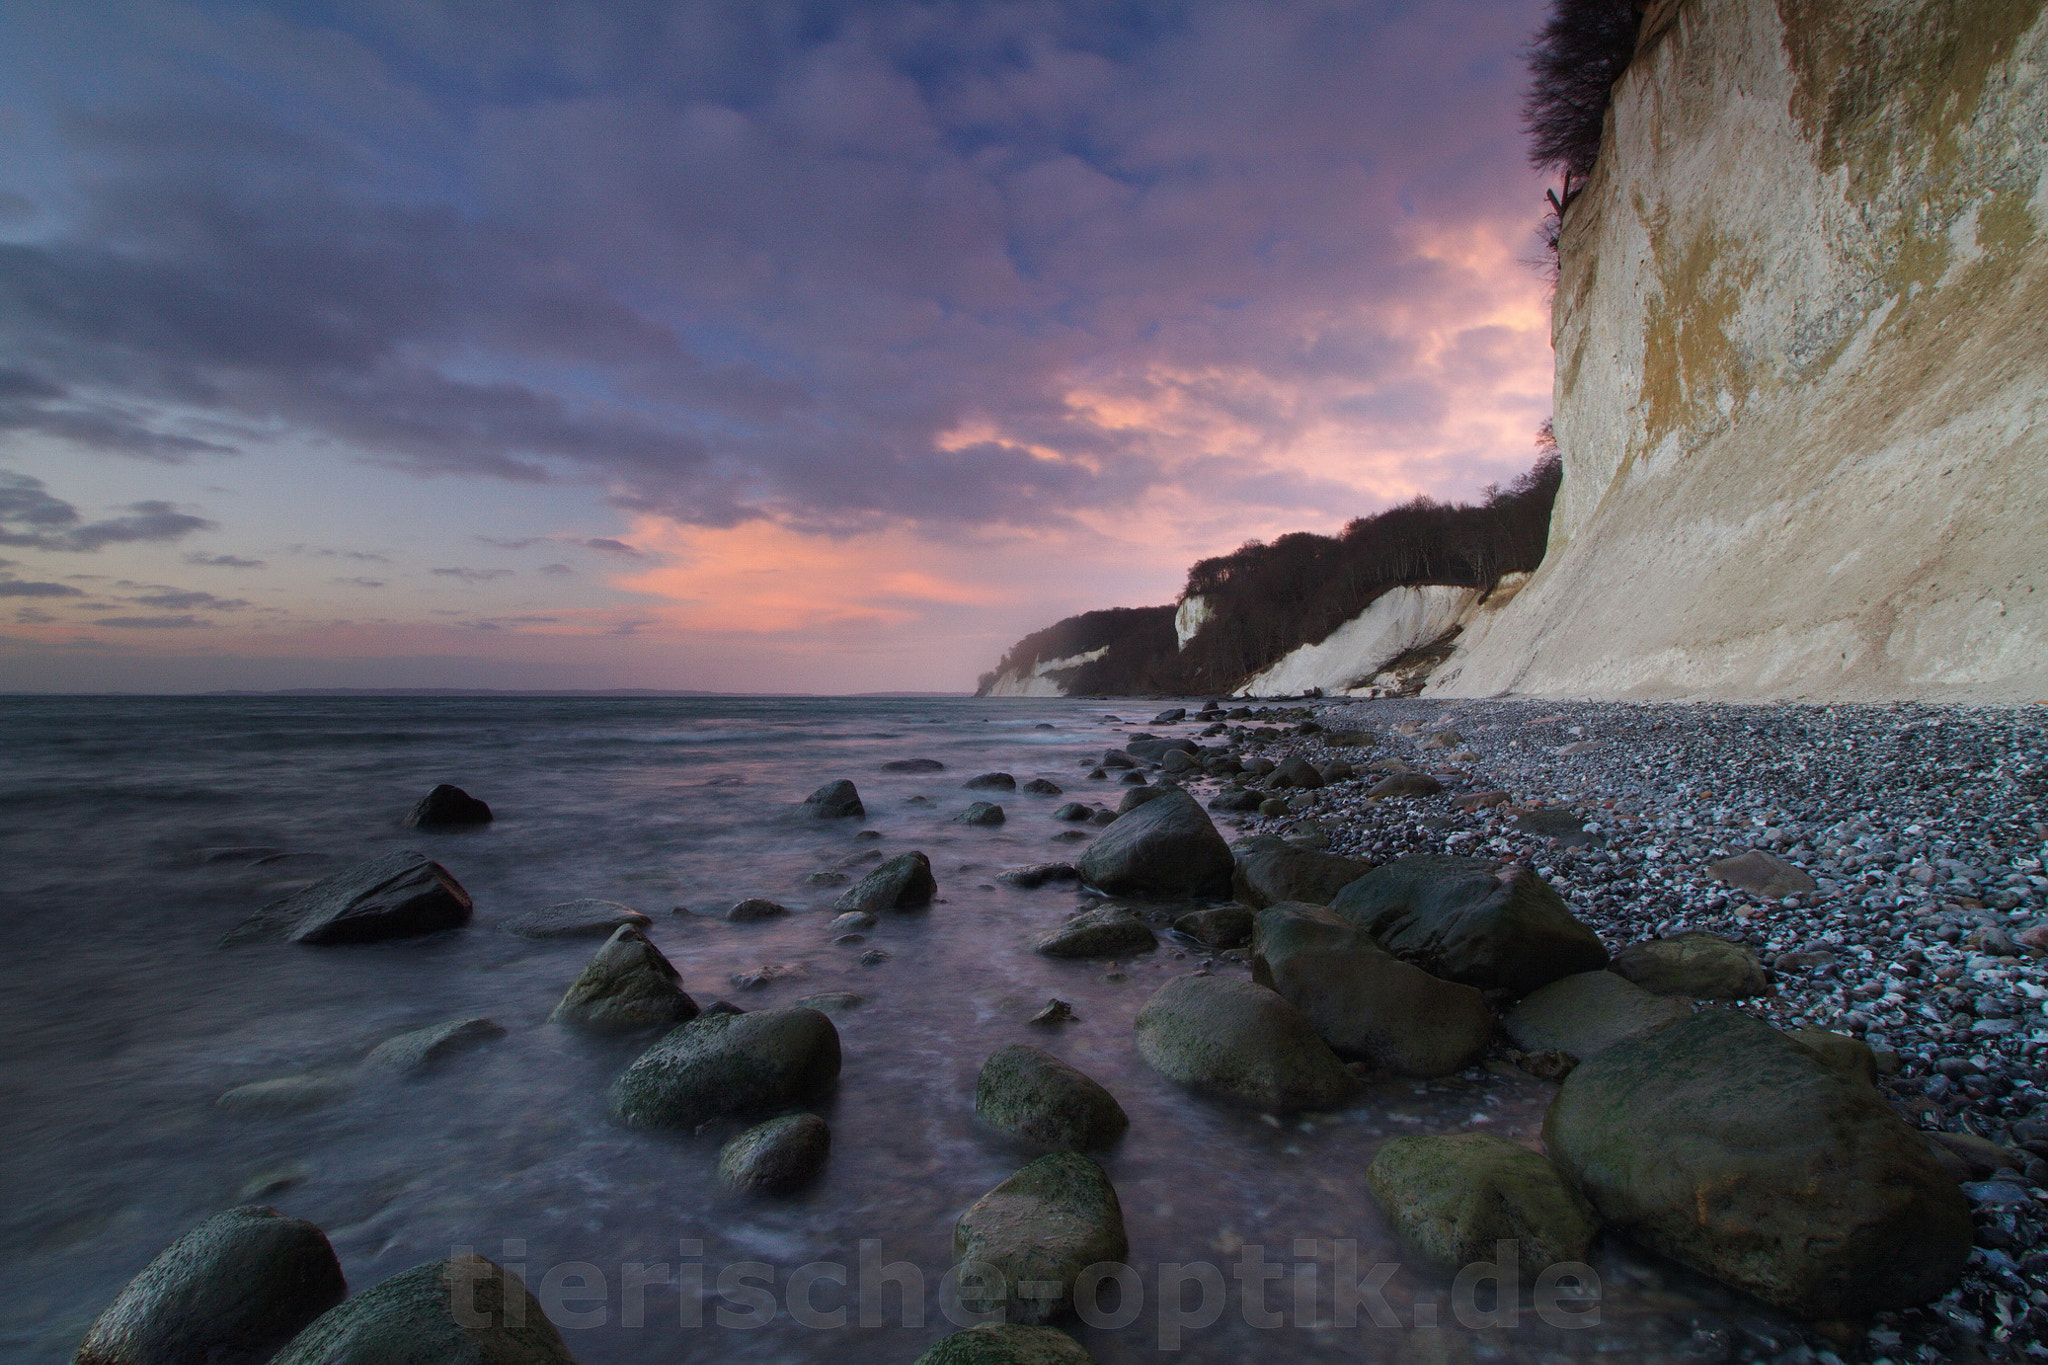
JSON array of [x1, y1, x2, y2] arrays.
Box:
[[1639, 222, 1759, 454]]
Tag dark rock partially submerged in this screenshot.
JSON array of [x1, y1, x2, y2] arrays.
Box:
[[834, 851, 937, 913], [1076, 788, 1232, 900], [1367, 1132, 1598, 1280], [803, 779, 866, 818], [1133, 975, 1358, 1112], [914, 1323, 1096, 1364], [611, 1007, 841, 1129], [1035, 905, 1157, 959], [953, 1153, 1128, 1324], [550, 925, 699, 1031], [501, 898, 650, 939], [975, 1045, 1128, 1151], [363, 1018, 505, 1076], [222, 852, 473, 946], [403, 783, 492, 829], [270, 1255, 575, 1365], [718, 1113, 831, 1192]]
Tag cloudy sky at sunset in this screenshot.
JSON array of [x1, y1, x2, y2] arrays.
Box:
[[0, 0, 1556, 693]]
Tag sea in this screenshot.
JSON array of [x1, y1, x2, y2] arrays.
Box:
[[0, 694, 1768, 1363]]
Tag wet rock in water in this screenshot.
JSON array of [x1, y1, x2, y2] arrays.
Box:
[[1784, 1028, 1879, 1087], [1365, 773, 1443, 799], [1367, 1132, 1597, 1280], [953, 1152, 1128, 1324], [803, 779, 866, 819], [403, 783, 492, 829], [1329, 854, 1607, 994], [1270, 756, 1324, 790], [1705, 848, 1817, 899], [216, 1075, 356, 1114], [1052, 803, 1093, 822], [975, 1044, 1129, 1151], [718, 1113, 832, 1192], [998, 863, 1082, 889], [1608, 932, 1768, 999], [829, 911, 877, 934], [1115, 786, 1167, 815], [1501, 971, 1689, 1061], [1088, 809, 1118, 826], [1133, 975, 1358, 1112], [726, 898, 791, 922], [833, 851, 937, 913], [501, 898, 650, 939], [1029, 999, 1076, 1026], [1232, 845, 1373, 908], [793, 991, 865, 1014], [914, 1322, 1096, 1365], [1543, 1010, 1971, 1318], [1022, 778, 1064, 796], [550, 924, 699, 1032], [270, 1255, 574, 1365], [805, 871, 850, 887], [1076, 788, 1232, 900], [611, 1006, 841, 1129], [363, 1018, 505, 1076], [1099, 749, 1137, 770], [75, 1205, 346, 1365], [885, 759, 947, 772], [221, 852, 473, 946], [1118, 772, 1148, 787], [1173, 905, 1254, 950], [1159, 750, 1198, 776], [1036, 905, 1158, 959], [1251, 904, 1490, 1078], [966, 772, 1018, 791], [957, 802, 1007, 826], [1152, 708, 1187, 724], [860, 949, 892, 967]]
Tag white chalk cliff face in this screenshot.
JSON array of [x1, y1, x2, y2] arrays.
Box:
[[1434, 0, 2048, 702], [1235, 579, 1529, 697], [981, 646, 1111, 697]]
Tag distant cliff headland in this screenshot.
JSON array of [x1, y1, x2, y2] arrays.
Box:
[[982, 0, 2048, 702]]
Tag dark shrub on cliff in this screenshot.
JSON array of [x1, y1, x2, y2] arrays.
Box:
[[976, 605, 1177, 695], [1525, 0, 1644, 204]]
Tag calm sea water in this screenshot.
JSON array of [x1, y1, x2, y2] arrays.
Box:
[[0, 695, 1766, 1363]]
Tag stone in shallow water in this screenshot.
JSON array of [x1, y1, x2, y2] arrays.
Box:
[[270, 1256, 574, 1365], [222, 852, 473, 946], [953, 1152, 1128, 1324], [1502, 970, 1689, 1060], [610, 1007, 840, 1129], [550, 924, 699, 1032], [834, 851, 936, 913], [500, 898, 650, 938], [403, 783, 492, 828], [726, 898, 790, 922], [803, 779, 865, 818], [975, 1044, 1128, 1152], [966, 772, 1018, 790], [957, 801, 1007, 826], [1035, 905, 1157, 959], [1076, 788, 1232, 900], [1133, 975, 1358, 1112], [718, 1113, 831, 1192], [914, 1322, 1097, 1364], [884, 758, 946, 771], [363, 1017, 505, 1076], [216, 1075, 355, 1114], [1367, 1131, 1597, 1279]]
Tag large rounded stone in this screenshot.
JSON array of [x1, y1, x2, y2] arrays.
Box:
[[611, 1007, 841, 1129], [833, 851, 936, 914], [1233, 846, 1374, 908], [1367, 1133, 1598, 1280], [914, 1323, 1096, 1364], [75, 1205, 346, 1365], [270, 1256, 574, 1364], [953, 1153, 1127, 1324], [803, 779, 865, 818], [1543, 1010, 1971, 1318], [1251, 904, 1490, 1078], [717, 1114, 831, 1192], [500, 898, 650, 939], [975, 1045, 1128, 1151], [1608, 932, 1768, 998], [403, 783, 492, 828], [1035, 905, 1157, 959], [221, 852, 473, 946], [550, 924, 699, 1031], [1329, 854, 1607, 994], [1076, 788, 1232, 900], [1133, 975, 1358, 1112], [1501, 971, 1690, 1060], [1172, 905, 1254, 949], [363, 1018, 505, 1076]]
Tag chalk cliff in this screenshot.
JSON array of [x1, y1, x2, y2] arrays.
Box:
[[1433, 0, 2048, 702]]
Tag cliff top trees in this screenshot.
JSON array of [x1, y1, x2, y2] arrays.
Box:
[[1525, 0, 1646, 210]]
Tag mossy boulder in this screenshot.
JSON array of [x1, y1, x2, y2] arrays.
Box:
[[1367, 1132, 1598, 1280], [833, 851, 937, 913], [953, 1153, 1127, 1324], [1035, 905, 1157, 959], [1608, 932, 1768, 999], [500, 898, 648, 939], [803, 779, 865, 818], [914, 1323, 1096, 1364], [1232, 846, 1374, 909], [1329, 854, 1606, 994], [1543, 1010, 1971, 1318], [270, 1256, 574, 1364], [363, 1018, 505, 1076], [222, 852, 472, 946], [1133, 975, 1358, 1112], [550, 925, 699, 1032], [611, 1007, 840, 1129], [975, 1045, 1128, 1151], [1501, 971, 1689, 1060], [717, 1114, 831, 1192]]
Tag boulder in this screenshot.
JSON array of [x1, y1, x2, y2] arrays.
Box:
[[1051, 803, 1093, 822], [1270, 756, 1324, 790], [1036, 905, 1157, 959], [1608, 932, 1768, 999], [1207, 790, 1261, 813], [1543, 1010, 1972, 1318], [364, 1018, 505, 1076], [726, 898, 790, 922], [1418, 730, 1463, 751], [717, 1113, 832, 1192], [611, 1007, 841, 1129], [270, 1256, 574, 1365], [500, 898, 650, 939], [1250, 904, 1490, 1078], [833, 851, 936, 913], [957, 802, 1007, 826], [1502, 972, 1689, 1060], [998, 863, 1081, 890], [1367, 1133, 1598, 1280], [1232, 846, 1373, 908], [1152, 708, 1187, 724], [967, 772, 1017, 790], [914, 1324, 1095, 1364], [74, 1205, 346, 1365], [1784, 1028, 1880, 1087], [1159, 750, 1198, 775], [403, 783, 493, 829], [216, 1075, 355, 1114], [803, 780, 865, 819], [1022, 779, 1064, 796], [221, 852, 472, 946], [1076, 788, 1232, 900], [953, 1153, 1128, 1324], [1133, 976, 1359, 1112], [885, 759, 947, 771], [1114, 786, 1167, 815], [1365, 773, 1443, 799], [550, 925, 699, 1031], [1098, 749, 1137, 769], [830, 911, 877, 934], [1329, 855, 1607, 994], [1172, 905, 1254, 950], [976, 1045, 1128, 1151], [1706, 848, 1817, 899]]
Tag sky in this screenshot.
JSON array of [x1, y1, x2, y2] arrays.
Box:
[[0, 0, 1557, 694]]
